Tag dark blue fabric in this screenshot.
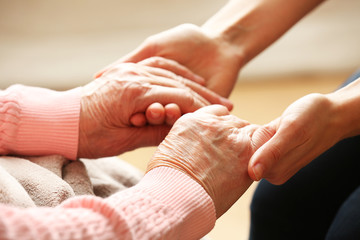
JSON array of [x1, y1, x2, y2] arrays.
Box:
[[326, 186, 360, 240], [249, 70, 360, 240]]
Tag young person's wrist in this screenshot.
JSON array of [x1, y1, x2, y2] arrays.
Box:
[[327, 78, 360, 140]]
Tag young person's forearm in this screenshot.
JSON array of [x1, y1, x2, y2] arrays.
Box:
[[327, 77, 360, 140], [202, 0, 325, 64]]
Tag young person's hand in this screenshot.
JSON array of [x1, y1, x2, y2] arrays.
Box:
[[95, 24, 244, 97], [249, 78, 360, 184]]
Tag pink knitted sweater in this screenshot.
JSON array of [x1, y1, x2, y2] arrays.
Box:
[[0, 85, 216, 240]]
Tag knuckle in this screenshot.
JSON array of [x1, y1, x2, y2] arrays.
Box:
[[185, 91, 197, 108], [149, 56, 165, 63], [109, 63, 139, 77], [267, 144, 282, 163]]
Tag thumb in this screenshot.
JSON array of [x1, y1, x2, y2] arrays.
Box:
[[94, 42, 154, 79], [248, 139, 281, 181], [248, 126, 295, 182]]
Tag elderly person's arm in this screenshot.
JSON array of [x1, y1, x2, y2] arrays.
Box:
[[0, 167, 215, 239], [0, 84, 81, 159], [0, 58, 231, 159], [0, 105, 271, 239]]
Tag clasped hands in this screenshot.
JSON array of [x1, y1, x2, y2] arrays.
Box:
[[78, 57, 232, 158], [79, 23, 354, 217]]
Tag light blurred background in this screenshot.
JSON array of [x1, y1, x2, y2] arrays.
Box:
[[1, 0, 359, 239], [1, 0, 359, 89]]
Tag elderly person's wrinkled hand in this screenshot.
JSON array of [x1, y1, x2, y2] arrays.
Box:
[[147, 105, 273, 217], [78, 59, 232, 158]]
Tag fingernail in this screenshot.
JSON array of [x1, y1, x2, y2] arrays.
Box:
[[150, 111, 161, 119], [252, 164, 264, 181]]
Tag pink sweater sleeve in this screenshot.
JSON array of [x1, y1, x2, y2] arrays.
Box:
[[0, 84, 81, 160], [0, 167, 216, 240]]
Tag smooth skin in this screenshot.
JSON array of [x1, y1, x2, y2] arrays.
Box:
[[249, 77, 360, 184], [96, 0, 325, 97]]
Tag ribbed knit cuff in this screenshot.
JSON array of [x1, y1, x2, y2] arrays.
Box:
[[106, 166, 216, 239], [61, 167, 216, 239], [0, 85, 81, 160], [140, 167, 216, 239]]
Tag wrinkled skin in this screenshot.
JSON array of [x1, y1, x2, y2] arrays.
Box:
[[78, 59, 232, 158], [147, 105, 273, 217], [95, 24, 244, 98]]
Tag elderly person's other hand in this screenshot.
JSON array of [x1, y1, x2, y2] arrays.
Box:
[[147, 105, 272, 217], [248, 78, 360, 184], [78, 59, 231, 158], [95, 24, 243, 97]]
